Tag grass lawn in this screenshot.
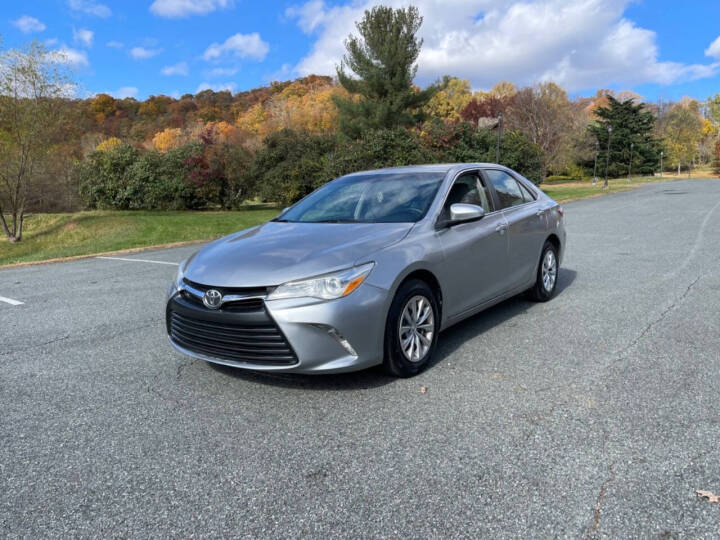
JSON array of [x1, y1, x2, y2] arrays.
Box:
[[540, 171, 713, 203], [0, 208, 279, 267], [1, 171, 716, 267]]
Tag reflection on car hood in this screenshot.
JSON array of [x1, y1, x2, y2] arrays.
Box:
[[184, 221, 413, 287]]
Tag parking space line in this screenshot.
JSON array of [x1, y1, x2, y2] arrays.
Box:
[[0, 296, 24, 306], [96, 256, 179, 266]]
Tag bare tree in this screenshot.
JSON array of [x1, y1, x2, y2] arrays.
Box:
[[506, 82, 574, 176], [0, 42, 73, 242]]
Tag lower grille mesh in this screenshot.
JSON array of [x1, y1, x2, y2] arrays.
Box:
[[169, 310, 297, 365]]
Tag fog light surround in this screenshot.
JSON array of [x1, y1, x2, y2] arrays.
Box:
[[312, 324, 358, 357]]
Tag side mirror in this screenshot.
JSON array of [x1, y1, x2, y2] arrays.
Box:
[[449, 203, 484, 224]]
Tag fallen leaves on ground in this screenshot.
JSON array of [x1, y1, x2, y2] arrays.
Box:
[[420, 386, 427, 394], [696, 490, 720, 504]]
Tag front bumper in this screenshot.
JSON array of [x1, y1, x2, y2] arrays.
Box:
[[166, 283, 389, 374]]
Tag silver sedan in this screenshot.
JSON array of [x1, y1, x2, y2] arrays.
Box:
[[166, 163, 566, 377]]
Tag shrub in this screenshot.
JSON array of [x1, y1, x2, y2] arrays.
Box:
[[76, 143, 200, 209]]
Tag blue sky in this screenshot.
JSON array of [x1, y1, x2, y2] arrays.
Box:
[[3, 0, 720, 102]]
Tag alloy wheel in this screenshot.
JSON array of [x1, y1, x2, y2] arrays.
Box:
[[398, 295, 435, 362]]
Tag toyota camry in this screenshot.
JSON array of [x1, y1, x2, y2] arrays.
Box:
[[166, 163, 566, 377]]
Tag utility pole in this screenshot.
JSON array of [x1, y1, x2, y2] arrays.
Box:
[[604, 126, 612, 189], [660, 151, 663, 177], [495, 112, 503, 164], [592, 140, 599, 185], [627, 142, 634, 180]]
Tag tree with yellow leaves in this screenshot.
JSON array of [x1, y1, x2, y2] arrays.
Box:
[[424, 77, 473, 122], [152, 127, 184, 152], [95, 137, 123, 152]]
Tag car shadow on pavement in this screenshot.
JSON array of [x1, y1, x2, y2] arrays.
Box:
[[209, 267, 577, 388], [427, 267, 577, 371]]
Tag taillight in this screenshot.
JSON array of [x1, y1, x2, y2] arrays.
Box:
[[557, 206, 564, 217]]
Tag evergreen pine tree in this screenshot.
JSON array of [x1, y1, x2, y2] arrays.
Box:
[[334, 6, 440, 138], [588, 96, 661, 178]]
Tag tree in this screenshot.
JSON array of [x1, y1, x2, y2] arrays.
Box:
[[713, 141, 720, 177], [334, 5, 439, 137], [152, 127, 184, 152], [506, 82, 574, 176], [587, 95, 660, 178], [95, 137, 122, 152], [663, 99, 704, 172], [424, 76, 472, 122], [0, 42, 73, 242]]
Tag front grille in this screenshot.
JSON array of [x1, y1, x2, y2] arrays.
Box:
[[168, 299, 297, 366]]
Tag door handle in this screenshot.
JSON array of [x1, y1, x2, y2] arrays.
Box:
[[495, 224, 507, 234], [536, 209, 545, 217]]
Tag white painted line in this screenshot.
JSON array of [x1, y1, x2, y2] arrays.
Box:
[[0, 295, 24, 306], [96, 256, 179, 266]]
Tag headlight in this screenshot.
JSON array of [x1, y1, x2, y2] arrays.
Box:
[[267, 262, 375, 301], [175, 260, 186, 288], [168, 260, 185, 299]]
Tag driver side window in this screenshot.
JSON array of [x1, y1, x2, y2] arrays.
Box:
[[442, 173, 493, 221]]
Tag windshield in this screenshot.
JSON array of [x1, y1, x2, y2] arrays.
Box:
[[277, 172, 445, 223]]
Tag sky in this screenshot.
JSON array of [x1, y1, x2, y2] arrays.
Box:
[[2, 0, 720, 102]]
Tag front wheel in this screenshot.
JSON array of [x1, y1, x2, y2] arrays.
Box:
[[529, 241, 559, 302], [383, 280, 439, 377]]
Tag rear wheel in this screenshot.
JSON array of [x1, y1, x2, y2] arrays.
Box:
[[529, 241, 559, 302], [383, 279, 439, 377]]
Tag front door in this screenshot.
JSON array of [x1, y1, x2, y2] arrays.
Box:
[[436, 171, 510, 319]]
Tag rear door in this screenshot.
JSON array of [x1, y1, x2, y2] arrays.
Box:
[[436, 170, 510, 318], [483, 169, 547, 289]]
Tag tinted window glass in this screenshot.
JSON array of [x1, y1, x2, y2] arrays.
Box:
[[279, 172, 445, 223], [485, 170, 525, 209], [517, 180, 536, 202]]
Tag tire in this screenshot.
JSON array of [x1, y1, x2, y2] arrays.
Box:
[[383, 279, 440, 377], [529, 241, 559, 302]]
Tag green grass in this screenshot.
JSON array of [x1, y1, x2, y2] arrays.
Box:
[[2, 171, 716, 267], [0, 208, 279, 267], [540, 174, 681, 203]]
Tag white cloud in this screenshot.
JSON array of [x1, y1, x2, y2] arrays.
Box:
[[13, 15, 46, 33], [161, 61, 189, 76], [73, 28, 94, 47], [286, 0, 720, 92], [102, 86, 139, 98], [196, 81, 237, 93], [203, 33, 269, 62], [706, 36, 720, 60], [208, 67, 238, 76], [130, 46, 161, 60], [106, 40, 124, 49], [46, 46, 89, 67], [150, 0, 232, 18], [68, 0, 111, 18]]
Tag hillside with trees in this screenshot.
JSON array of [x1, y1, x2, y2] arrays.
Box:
[[1, 5, 719, 244]]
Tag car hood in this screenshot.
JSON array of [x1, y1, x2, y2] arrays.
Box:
[[184, 221, 413, 287]]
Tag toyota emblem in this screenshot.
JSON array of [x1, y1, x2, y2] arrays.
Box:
[[202, 289, 223, 309]]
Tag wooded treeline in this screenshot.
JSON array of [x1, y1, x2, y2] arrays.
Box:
[[1, 5, 719, 243]]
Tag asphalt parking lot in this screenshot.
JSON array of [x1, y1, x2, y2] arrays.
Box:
[[1, 178, 719, 537]]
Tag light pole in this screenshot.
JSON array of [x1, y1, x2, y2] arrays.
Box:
[[627, 142, 634, 180], [660, 151, 663, 177], [592, 140, 599, 185], [604, 125, 612, 189], [495, 112, 503, 164]]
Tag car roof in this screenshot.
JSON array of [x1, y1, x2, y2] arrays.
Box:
[[343, 163, 506, 177]]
